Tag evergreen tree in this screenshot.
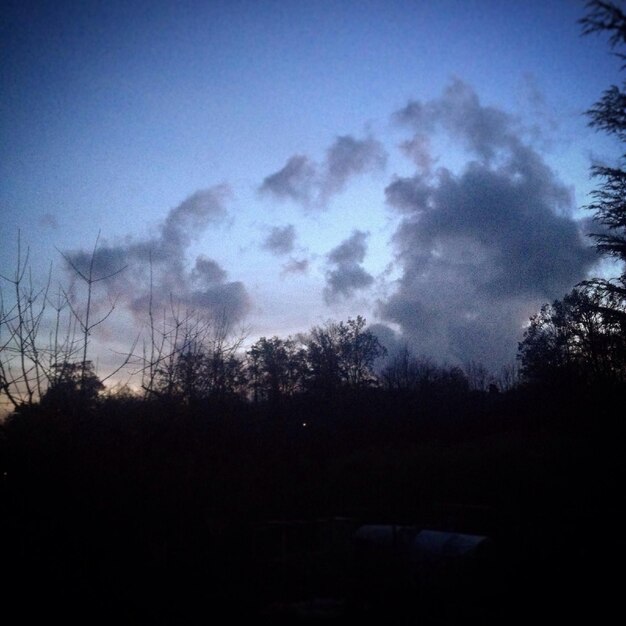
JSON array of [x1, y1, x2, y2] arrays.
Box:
[[581, 1, 626, 317]]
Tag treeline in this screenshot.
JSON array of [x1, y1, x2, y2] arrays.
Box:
[[145, 315, 387, 407], [2, 243, 626, 426], [0, 235, 495, 416], [0, 235, 515, 418], [3, 283, 626, 423]]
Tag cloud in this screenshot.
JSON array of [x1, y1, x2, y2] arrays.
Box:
[[259, 155, 317, 206], [325, 266, 374, 302], [262, 224, 297, 256], [62, 185, 251, 325], [395, 78, 516, 162], [399, 134, 435, 173], [324, 230, 374, 303], [192, 255, 228, 285], [379, 81, 597, 370], [327, 229, 369, 265], [189, 282, 250, 322], [385, 174, 433, 214], [259, 134, 387, 209]]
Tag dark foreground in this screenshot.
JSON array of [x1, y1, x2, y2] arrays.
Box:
[[2, 391, 624, 624]]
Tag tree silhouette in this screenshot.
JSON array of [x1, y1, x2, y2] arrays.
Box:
[[150, 310, 246, 405], [41, 360, 104, 410], [381, 347, 471, 397], [0, 232, 85, 409], [518, 286, 626, 386], [60, 232, 128, 393], [338, 316, 387, 388], [305, 316, 385, 396], [246, 336, 305, 404], [580, 1, 626, 318]]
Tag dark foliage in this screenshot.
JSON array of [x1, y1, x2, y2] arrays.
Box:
[[581, 1, 626, 311], [518, 285, 626, 387], [304, 316, 386, 396], [41, 360, 104, 411]]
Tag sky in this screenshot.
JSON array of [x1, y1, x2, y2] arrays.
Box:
[[1, 0, 624, 379]]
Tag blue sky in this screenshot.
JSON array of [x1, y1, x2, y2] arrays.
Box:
[[1, 0, 624, 377]]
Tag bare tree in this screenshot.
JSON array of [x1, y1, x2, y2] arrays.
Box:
[[59, 231, 127, 394], [381, 347, 437, 392], [0, 232, 64, 409], [138, 297, 247, 405], [497, 363, 520, 393], [0, 231, 132, 411], [464, 360, 494, 392]]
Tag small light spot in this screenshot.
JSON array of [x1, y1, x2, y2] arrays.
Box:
[[302, 422, 307, 427]]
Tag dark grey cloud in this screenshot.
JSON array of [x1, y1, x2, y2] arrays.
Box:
[[259, 155, 317, 206], [259, 134, 387, 209], [324, 230, 374, 303], [63, 185, 250, 324], [380, 81, 597, 370], [262, 224, 296, 256]]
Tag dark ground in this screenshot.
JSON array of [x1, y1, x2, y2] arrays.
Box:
[[1, 389, 624, 624]]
